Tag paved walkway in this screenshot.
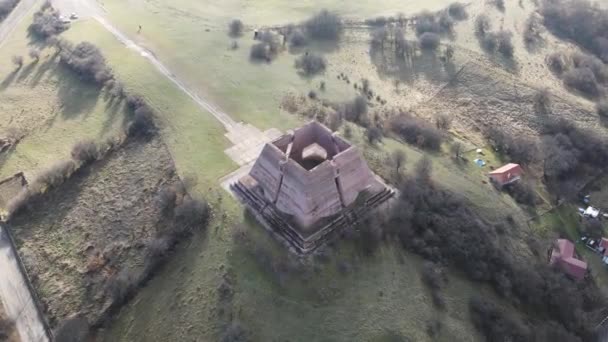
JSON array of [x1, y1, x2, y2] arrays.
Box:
[[0, 227, 49, 342]]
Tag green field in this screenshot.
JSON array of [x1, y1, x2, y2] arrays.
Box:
[[0, 12, 126, 181], [1, 1, 593, 341]]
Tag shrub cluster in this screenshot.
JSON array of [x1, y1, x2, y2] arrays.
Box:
[[29, 3, 69, 39], [484, 126, 538, 165], [125, 95, 157, 138], [59, 41, 114, 84], [390, 112, 443, 151], [294, 53, 327, 76], [304, 10, 342, 41], [541, 119, 608, 181], [542, 0, 608, 63], [250, 30, 281, 62]]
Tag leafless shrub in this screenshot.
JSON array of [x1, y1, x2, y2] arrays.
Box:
[[450, 142, 463, 159], [228, 19, 243, 37], [494, 0, 505, 12], [419, 32, 441, 50], [470, 296, 530, 341], [547, 51, 569, 74], [173, 197, 210, 233], [106, 268, 138, 305], [11, 55, 23, 68], [448, 2, 468, 20], [415, 156, 433, 181], [484, 126, 538, 165], [496, 31, 514, 57], [390, 112, 444, 151], [71, 140, 99, 164], [34, 159, 77, 190], [563, 67, 600, 97], [341, 96, 368, 125], [533, 88, 552, 115], [28, 48, 40, 62], [288, 29, 308, 48], [304, 10, 343, 41], [504, 179, 538, 206], [295, 53, 326, 76], [366, 126, 383, 145], [157, 186, 178, 215], [435, 113, 452, 130], [475, 14, 491, 37], [523, 14, 543, 46], [542, 0, 608, 62], [221, 321, 250, 342]]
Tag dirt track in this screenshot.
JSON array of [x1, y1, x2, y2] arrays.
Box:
[[0, 227, 48, 342]]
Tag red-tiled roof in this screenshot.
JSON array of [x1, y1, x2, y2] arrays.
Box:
[[489, 163, 521, 175], [550, 239, 587, 280]]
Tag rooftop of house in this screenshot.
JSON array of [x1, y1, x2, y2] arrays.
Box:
[[489, 163, 522, 175], [550, 239, 587, 279]]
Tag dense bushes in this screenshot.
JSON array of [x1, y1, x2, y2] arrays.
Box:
[[448, 2, 468, 20], [469, 297, 529, 341], [390, 112, 443, 151], [304, 10, 342, 41], [542, 0, 608, 62], [0, 0, 18, 19], [484, 126, 538, 165], [546, 51, 608, 97], [250, 30, 281, 62], [385, 175, 603, 340], [294, 53, 326, 76], [59, 42, 114, 84], [419, 32, 440, 50], [71, 140, 99, 164], [540, 119, 608, 182], [29, 3, 69, 39]]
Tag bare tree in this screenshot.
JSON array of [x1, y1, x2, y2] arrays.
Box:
[[450, 142, 463, 159], [435, 113, 452, 131], [11, 55, 23, 68], [391, 150, 407, 177], [475, 14, 491, 37], [228, 19, 244, 37], [415, 156, 433, 181], [533, 88, 552, 115], [28, 48, 41, 62]]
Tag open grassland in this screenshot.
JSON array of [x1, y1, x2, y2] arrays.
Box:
[[61, 20, 237, 193], [0, 11, 126, 181], [10, 137, 178, 327], [40, 5, 545, 342]]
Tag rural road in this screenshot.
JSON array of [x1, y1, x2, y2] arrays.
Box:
[[0, 226, 49, 342]]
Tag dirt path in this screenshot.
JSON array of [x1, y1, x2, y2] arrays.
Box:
[[52, 0, 238, 130], [0, 227, 49, 342]]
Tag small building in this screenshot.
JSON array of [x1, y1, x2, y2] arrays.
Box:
[[489, 163, 523, 187], [549, 239, 588, 280]]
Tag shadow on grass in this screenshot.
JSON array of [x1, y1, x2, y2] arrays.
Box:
[[54, 65, 101, 119], [0, 68, 20, 91]]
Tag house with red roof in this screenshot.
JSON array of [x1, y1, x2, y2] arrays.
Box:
[[489, 163, 523, 187], [549, 239, 587, 280]]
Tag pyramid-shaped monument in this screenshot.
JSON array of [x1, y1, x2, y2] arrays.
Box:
[[232, 121, 394, 254]]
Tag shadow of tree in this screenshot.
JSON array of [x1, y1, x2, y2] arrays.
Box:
[[16, 62, 37, 83], [0, 68, 20, 91], [53, 65, 102, 119]]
